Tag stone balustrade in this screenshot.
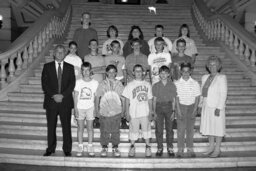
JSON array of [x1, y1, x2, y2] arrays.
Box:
[[0, 5, 71, 90], [192, 1, 256, 69]]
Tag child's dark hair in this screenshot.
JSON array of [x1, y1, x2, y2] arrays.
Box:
[[154, 37, 165, 44], [106, 64, 117, 73], [107, 25, 118, 38], [154, 25, 164, 37], [159, 65, 170, 73], [111, 40, 121, 47], [176, 38, 186, 46], [178, 24, 190, 38], [128, 25, 144, 40], [81, 62, 92, 70], [69, 41, 78, 47], [130, 38, 141, 46], [89, 39, 98, 45], [180, 62, 192, 71], [133, 64, 144, 72]]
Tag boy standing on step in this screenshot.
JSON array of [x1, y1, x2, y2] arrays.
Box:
[[175, 62, 200, 158], [95, 65, 125, 157], [74, 62, 99, 157], [152, 65, 176, 157], [122, 64, 153, 157]]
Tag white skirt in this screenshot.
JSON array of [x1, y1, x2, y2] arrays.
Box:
[[200, 98, 226, 137]]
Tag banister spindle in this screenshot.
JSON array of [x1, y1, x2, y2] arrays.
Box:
[[15, 51, 23, 75], [229, 30, 233, 49], [0, 60, 7, 88], [33, 36, 38, 58], [239, 40, 244, 60], [38, 32, 42, 52], [234, 35, 239, 55], [245, 45, 250, 65], [8, 57, 15, 82], [23, 46, 29, 67], [251, 49, 256, 67]]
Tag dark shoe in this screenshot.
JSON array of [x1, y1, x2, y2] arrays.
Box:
[[155, 148, 163, 157], [43, 151, 54, 156], [64, 152, 71, 157], [167, 148, 175, 157], [121, 118, 129, 129], [93, 118, 100, 128]]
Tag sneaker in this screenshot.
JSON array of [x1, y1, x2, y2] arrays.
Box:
[[155, 148, 163, 157], [167, 148, 175, 157], [100, 147, 108, 157], [145, 145, 152, 157], [187, 149, 196, 158], [128, 145, 135, 157], [87, 144, 95, 157], [76, 144, 83, 157], [112, 148, 121, 157]]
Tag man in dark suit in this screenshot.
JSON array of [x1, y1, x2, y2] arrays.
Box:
[[41, 44, 76, 157]]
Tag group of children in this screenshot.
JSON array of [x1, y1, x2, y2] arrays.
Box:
[[63, 32, 201, 158]]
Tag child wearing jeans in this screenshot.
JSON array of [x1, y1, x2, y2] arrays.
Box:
[[175, 62, 200, 158], [95, 65, 125, 157], [122, 64, 153, 157], [74, 62, 99, 157], [152, 65, 177, 157]]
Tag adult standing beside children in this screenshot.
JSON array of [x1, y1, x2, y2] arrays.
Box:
[[42, 44, 76, 157], [73, 12, 98, 59], [200, 56, 227, 158], [123, 25, 150, 58], [172, 24, 198, 63]]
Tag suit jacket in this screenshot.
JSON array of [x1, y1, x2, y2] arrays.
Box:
[[201, 73, 227, 109], [41, 61, 75, 110]]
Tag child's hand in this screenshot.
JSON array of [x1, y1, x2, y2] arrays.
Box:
[[74, 109, 79, 119], [215, 109, 220, 117]]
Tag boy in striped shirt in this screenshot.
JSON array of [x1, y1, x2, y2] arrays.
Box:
[[175, 62, 200, 158]]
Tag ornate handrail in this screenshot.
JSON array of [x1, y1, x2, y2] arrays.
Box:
[[192, 0, 256, 68], [0, 0, 71, 89]]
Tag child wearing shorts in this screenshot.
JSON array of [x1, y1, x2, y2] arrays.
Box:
[[74, 62, 99, 157]]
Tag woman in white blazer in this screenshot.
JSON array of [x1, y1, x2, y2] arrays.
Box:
[[200, 56, 227, 158]]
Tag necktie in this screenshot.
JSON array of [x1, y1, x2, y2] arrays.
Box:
[[58, 63, 62, 93]]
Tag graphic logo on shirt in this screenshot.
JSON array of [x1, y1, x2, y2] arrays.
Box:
[[132, 85, 148, 102], [80, 87, 92, 100], [152, 57, 168, 76]]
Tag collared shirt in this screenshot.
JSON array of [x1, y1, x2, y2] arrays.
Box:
[[55, 60, 64, 74], [152, 80, 177, 103], [175, 77, 201, 105]]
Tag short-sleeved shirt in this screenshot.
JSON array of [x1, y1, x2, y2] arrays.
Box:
[[148, 37, 173, 53], [174, 77, 201, 105], [172, 37, 198, 57], [148, 52, 172, 84], [122, 80, 153, 118], [84, 54, 105, 83], [152, 81, 177, 103], [104, 55, 125, 80], [171, 54, 193, 80], [64, 54, 83, 79], [74, 79, 99, 109], [125, 52, 149, 79], [96, 79, 124, 117], [102, 38, 124, 56]]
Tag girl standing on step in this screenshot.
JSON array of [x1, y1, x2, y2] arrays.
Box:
[[200, 56, 227, 158], [102, 25, 124, 56], [123, 25, 150, 58], [172, 24, 198, 64]]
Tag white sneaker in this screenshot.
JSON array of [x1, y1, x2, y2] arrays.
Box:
[[128, 145, 135, 157], [87, 144, 95, 157], [100, 147, 108, 157], [76, 144, 83, 157], [145, 145, 152, 157], [112, 148, 121, 157]]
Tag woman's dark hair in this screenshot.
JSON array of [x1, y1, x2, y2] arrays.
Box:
[[133, 64, 144, 72], [107, 25, 118, 38], [128, 25, 144, 40], [178, 24, 190, 38], [67, 41, 78, 55], [106, 64, 117, 72]]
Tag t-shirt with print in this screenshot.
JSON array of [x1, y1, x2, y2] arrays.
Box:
[[74, 79, 99, 109], [96, 79, 124, 117], [148, 52, 172, 84], [171, 54, 193, 80], [122, 80, 153, 118], [104, 55, 125, 80]]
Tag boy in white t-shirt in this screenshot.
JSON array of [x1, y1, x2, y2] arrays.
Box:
[[148, 37, 172, 84], [122, 64, 153, 157], [74, 62, 99, 157]]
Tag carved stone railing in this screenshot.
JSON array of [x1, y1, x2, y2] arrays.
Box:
[[192, 0, 256, 69], [0, 0, 71, 91]]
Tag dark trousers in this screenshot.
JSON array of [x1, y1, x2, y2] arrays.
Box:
[[177, 104, 196, 152], [46, 106, 72, 153], [155, 102, 174, 149], [100, 114, 121, 147]]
